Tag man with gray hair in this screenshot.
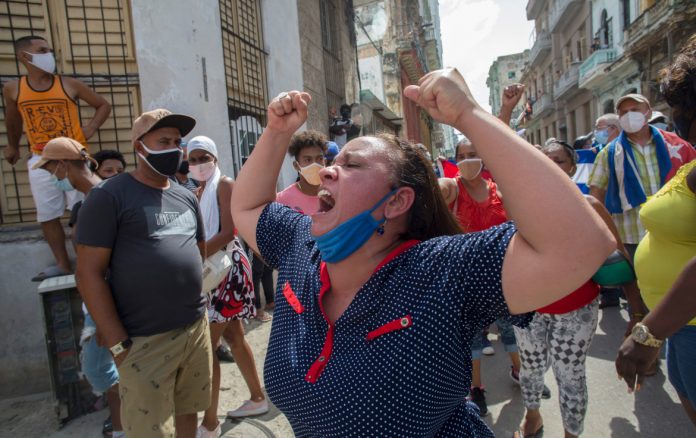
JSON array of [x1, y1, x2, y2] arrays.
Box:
[[593, 113, 620, 148], [572, 114, 621, 195]]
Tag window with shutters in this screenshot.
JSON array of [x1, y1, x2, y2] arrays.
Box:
[[320, 0, 346, 115], [219, 0, 268, 175], [0, 0, 140, 225]]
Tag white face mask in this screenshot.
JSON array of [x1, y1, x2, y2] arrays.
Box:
[[456, 158, 483, 180], [619, 111, 649, 134], [298, 162, 323, 186], [189, 161, 216, 181], [24, 51, 55, 74]]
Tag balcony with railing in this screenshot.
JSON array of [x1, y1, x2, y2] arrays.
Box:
[[578, 48, 617, 88], [553, 61, 581, 99], [626, 0, 672, 49], [529, 31, 552, 67], [526, 0, 547, 20], [532, 92, 554, 118], [549, 0, 584, 33]]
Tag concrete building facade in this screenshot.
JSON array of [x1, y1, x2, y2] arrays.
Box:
[[354, 0, 452, 157], [523, 0, 596, 146], [523, 0, 696, 146], [0, 0, 357, 398], [578, 0, 641, 119]]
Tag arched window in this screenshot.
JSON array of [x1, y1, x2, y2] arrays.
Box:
[[603, 100, 614, 114], [622, 0, 631, 30], [601, 9, 610, 47]]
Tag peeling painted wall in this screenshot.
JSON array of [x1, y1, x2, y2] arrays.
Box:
[[261, 0, 305, 191], [130, 0, 234, 175]]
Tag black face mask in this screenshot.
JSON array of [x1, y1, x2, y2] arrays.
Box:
[[673, 116, 693, 142], [178, 160, 190, 175], [138, 141, 183, 176]]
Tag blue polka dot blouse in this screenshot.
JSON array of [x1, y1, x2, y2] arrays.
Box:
[[257, 202, 531, 437]]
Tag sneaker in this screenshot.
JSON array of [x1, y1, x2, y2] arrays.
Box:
[[216, 345, 235, 363], [469, 387, 489, 417], [227, 398, 270, 418], [102, 416, 113, 436], [541, 384, 551, 399], [196, 423, 221, 438], [482, 336, 495, 356], [510, 366, 520, 385]]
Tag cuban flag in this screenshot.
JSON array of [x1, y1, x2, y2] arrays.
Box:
[[436, 157, 460, 179], [573, 149, 598, 194]]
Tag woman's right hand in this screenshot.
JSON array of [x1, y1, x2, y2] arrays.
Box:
[[267, 91, 312, 136]]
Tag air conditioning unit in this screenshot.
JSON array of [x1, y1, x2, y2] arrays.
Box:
[[38, 275, 99, 427]]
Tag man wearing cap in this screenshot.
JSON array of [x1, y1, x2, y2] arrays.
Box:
[[588, 94, 696, 310], [3, 35, 111, 281], [34, 137, 124, 437], [75, 109, 212, 438]]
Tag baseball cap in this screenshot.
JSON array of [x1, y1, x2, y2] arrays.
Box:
[[131, 108, 196, 143], [32, 137, 97, 169], [649, 111, 667, 123], [615, 94, 650, 112], [325, 141, 340, 160]]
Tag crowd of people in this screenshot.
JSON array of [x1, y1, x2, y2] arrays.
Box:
[[3, 31, 696, 438]]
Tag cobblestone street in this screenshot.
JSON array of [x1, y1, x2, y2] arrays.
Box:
[[1, 305, 692, 438]]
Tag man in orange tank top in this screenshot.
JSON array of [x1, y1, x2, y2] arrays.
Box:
[[3, 35, 111, 281]]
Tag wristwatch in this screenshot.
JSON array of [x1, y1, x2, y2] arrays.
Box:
[[109, 338, 133, 357], [630, 322, 664, 348]]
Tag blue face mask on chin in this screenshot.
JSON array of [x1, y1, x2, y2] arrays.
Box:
[[52, 175, 74, 192], [312, 188, 397, 264]]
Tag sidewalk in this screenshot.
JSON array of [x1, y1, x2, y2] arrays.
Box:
[[0, 306, 692, 437]]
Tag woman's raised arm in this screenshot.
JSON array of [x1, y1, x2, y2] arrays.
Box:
[[404, 69, 615, 314], [230, 91, 311, 253]]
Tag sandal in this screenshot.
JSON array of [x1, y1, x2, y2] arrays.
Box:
[[31, 266, 71, 282], [255, 312, 273, 323], [102, 415, 113, 437], [513, 425, 543, 438]]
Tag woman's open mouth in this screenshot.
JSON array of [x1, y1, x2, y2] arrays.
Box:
[[318, 189, 335, 213]]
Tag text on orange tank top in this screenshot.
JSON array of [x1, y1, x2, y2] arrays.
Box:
[[17, 75, 87, 153]]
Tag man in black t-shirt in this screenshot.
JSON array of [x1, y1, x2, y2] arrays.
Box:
[[76, 109, 212, 438]]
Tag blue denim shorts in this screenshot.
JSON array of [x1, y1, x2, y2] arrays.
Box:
[[471, 318, 518, 360], [667, 325, 696, 404], [80, 314, 119, 394]]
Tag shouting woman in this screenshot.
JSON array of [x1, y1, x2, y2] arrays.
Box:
[[230, 69, 614, 437]]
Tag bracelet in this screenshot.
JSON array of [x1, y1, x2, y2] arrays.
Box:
[[631, 313, 645, 320]]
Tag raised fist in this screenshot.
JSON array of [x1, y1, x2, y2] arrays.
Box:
[[403, 68, 480, 127], [502, 84, 525, 110], [267, 91, 312, 135]]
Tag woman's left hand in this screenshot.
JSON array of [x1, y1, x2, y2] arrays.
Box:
[[403, 68, 480, 128], [615, 337, 660, 392]]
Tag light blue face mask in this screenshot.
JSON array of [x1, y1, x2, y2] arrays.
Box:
[[312, 188, 397, 264], [52, 175, 74, 192], [594, 128, 609, 145]]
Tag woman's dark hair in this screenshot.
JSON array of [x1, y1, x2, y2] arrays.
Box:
[[542, 140, 577, 167], [91, 149, 126, 172], [288, 130, 328, 160], [376, 133, 462, 240], [573, 133, 592, 150], [660, 34, 696, 119]]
